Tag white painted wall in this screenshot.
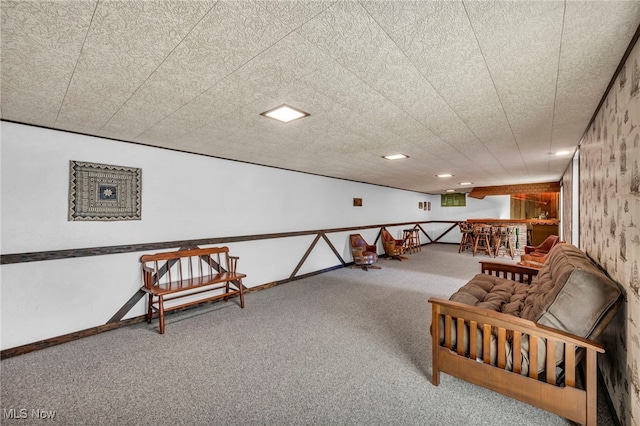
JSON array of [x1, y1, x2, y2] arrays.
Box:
[[1, 122, 437, 349], [0, 122, 510, 349]]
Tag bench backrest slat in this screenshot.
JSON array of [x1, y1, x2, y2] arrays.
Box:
[[140, 246, 230, 263], [141, 247, 233, 288]]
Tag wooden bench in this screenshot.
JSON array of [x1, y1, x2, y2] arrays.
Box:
[[140, 246, 245, 334]]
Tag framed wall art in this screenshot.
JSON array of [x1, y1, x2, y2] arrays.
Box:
[[68, 160, 141, 221], [441, 193, 466, 207]]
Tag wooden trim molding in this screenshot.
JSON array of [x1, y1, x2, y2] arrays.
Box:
[[0, 264, 345, 360], [468, 182, 560, 199], [1, 220, 464, 359], [1, 221, 422, 265]]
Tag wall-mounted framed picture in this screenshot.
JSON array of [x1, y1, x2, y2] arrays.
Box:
[[353, 198, 363, 207], [441, 193, 465, 207], [419, 202, 424, 209], [69, 160, 141, 221]]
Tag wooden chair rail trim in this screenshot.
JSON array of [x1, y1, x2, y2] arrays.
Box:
[[1, 220, 463, 264]]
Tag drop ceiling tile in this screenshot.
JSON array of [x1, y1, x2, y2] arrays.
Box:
[[552, 1, 640, 148], [259, 0, 334, 31], [54, 1, 215, 134], [359, 1, 429, 34], [382, 2, 517, 154], [98, 0, 291, 140], [466, 1, 564, 152], [2, 0, 639, 194], [0, 0, 96, 126]]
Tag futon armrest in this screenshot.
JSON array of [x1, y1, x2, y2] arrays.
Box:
[[428, 297, 604, 352], [479, 261, 539, 284]]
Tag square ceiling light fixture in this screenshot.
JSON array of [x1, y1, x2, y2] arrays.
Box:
[[260, 104, 309, 123]]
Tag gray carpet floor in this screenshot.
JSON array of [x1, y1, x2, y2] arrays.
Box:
[[1, 245, 615, 425]]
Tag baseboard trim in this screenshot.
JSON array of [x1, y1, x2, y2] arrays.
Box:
[[0, 263, 349, 359]]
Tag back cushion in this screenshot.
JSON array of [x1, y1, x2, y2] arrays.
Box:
[[522, 245, 620, 336], [520, 243, 576, 322], [536, 261, 621, 340]]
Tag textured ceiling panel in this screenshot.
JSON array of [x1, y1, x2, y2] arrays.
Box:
[[0, 0, 96, 125], [552, 1, 640, 150], [54, 1, 215, 134], [1, 0, 638, 194], [466, 0, 565, 179]]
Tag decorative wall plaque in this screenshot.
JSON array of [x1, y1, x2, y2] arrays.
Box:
[[69, 160, 141, 221]]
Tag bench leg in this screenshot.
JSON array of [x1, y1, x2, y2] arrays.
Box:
[[158, 296, 165, 334], [146, 294, 153, 323], [238, 279, 245, 309], [224, 281, 230, 302]]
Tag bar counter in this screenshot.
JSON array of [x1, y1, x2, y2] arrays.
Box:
[[466, 218, 560, 255], [466, 219, 560, 226]]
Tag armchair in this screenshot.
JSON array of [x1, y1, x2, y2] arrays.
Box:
[[349, 234, 380, 271], [524, 234, 559, 255], [381, 228, 408, 261], [521, 234, 561, 267]]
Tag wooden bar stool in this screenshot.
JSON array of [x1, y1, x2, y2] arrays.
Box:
[[458, 222, 474, 253], [402, 229, 419, 254], [472, 224, 493, 257], [493, 226, 515, 259], [412, 228, 421, 252]]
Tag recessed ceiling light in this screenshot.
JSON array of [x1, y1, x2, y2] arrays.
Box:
[[555, 151, 571, 156], [446, 189, 456, 192], [383, 154, 409, 160], [436, 174, 454, 178], [459, 182, 473, 185], [260, 104, 309, 123]]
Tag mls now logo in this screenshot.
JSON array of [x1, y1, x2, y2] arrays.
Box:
[[3, 408, 27, 419], [3, 408, 56, 419]]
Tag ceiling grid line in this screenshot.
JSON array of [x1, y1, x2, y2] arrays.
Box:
[[97, 1, 220, 135], [132, 1, 336, 143], [547, 0, 567, 173], [360, 0, 510, 178], [53, 0, 99, 127], [461, 0, 531, 177]]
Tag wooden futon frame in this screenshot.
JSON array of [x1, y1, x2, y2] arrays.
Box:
[[429, 262, 604, 426], [141, 246, 245, 334]]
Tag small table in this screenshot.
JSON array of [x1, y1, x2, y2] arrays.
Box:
[[517, 254, 547, 270], [516, 261, 544, 270]]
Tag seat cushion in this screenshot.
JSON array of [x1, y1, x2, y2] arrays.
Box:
[[448, 273, 529, 316]]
